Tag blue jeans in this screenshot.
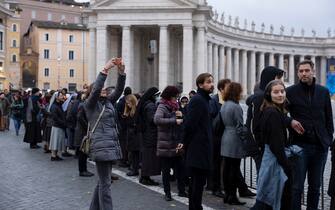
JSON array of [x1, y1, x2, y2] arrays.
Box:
[[90, 161, 113, 210], [292, 143, 328, 210], [12, 117, 21, 135]]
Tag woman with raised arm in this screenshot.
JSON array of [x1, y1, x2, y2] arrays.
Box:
[[86, 58, 126, 210]]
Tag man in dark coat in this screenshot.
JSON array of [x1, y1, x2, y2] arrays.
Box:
[[245, 66, 285, 172], [183, 73, 214, 210], [23, 88, 42, 149], [329, 142, 335, 210], [116, 86, 132, 167], [74, 98, 94, 177], [287, 60, 334, 210]]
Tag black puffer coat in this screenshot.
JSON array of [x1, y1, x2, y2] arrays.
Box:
[[124, 115, 140, 152], [154, 103, 182, 157]]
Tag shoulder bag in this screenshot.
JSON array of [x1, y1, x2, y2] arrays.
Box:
[[80, 105, 106, 155]]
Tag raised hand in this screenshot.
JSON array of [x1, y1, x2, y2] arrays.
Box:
[[102, 58, 117, 74], [116, 59, 125, 75]]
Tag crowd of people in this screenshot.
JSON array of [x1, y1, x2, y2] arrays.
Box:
[[1, 57, 335, 210]]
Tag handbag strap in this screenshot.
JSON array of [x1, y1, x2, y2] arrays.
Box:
[[90, 105, 106, 134]]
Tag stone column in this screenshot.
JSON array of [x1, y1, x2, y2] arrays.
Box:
[[321, 56, 327, 86], [226, 47, 232, 79], [250, 51, 256, 93], [233, 48, 239, 82], [88, 27, 96, 83], [183, 25, 193, 92], [279, 54, 284, 70], [207, 42, 213, 74], [96, 25, 108, 77], [299, 55, 304, 62], [258, 52, 265, 77], [269, 52, 275, 66], [197, 27, 206, 76], [289, 54, 295, 84], [122, 25, 133, 87], [310, 56, 316, 65], [159, 25, 169, 91], [241, 50, 247, 95], [213, 44, 219, 82], [219, 46, 225, 79]]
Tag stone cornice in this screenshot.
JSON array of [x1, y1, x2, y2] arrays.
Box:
[[206, 20, 335, 51], [92, 7, 196, 13], [91, 0, 197, 9], [18, 0, 84, 14]]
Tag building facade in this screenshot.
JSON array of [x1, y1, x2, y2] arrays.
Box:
[[86, 0, 335, 95], [3, 0, 87, 89], [0, 2, 21, 90], [22, 21, 89, 91]]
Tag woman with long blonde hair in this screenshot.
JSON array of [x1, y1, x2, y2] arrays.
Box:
[[123, 94, 141, 176], [123, 94, 137, 118]]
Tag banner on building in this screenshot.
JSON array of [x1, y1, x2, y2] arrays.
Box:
[[326, 58, 335, 95]]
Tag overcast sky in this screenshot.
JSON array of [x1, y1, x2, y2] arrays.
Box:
[[75, 0, 333, 37], [207, 0, 334, 37]]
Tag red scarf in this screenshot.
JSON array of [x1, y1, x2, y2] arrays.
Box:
[[161, 99, 179, 111]]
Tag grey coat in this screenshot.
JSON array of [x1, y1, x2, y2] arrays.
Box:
[[220, 100, 247, 159], [84, 72, 126, 162]]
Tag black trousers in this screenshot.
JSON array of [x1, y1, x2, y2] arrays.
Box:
[[160, 156, 185, 195], [119, 130, 128, 164], [78, 150, 88, 173], [222, 157, 241, 197], [189, 167, 208, 210], [129, 151, 140, 172], [207, 136, 222, 192]]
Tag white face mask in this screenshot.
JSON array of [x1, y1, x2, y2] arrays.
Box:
[[155, 95, 160, 103]]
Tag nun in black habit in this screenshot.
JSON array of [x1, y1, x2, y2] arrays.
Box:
[[136, 87, 161, 186]]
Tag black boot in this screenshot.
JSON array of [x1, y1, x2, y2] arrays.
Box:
[[164, 193, 172, 201], [224, 195, 246, 205], [239, 188, 256, 197]]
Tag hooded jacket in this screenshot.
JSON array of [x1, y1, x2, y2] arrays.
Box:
[[135, 87, 160, 148], [245, 66, 285, 147]]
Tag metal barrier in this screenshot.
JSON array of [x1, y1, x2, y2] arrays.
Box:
[[241, 157, 329, 210]]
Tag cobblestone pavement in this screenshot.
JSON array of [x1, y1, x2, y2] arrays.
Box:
[[0, 122, 252, 210]]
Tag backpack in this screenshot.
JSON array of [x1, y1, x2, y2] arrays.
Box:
[[212, 111, 225, 137], [244, 101, 261, 157]]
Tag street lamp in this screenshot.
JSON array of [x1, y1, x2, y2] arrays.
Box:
[[57, 57, 61, 89]]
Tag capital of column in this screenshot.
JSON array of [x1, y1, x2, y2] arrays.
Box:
[[121, 25, 131, 30], [197, 26, 205, 32], [159, 24, 169, 29], [183, 25, 193, 30], [96, 25, 107, 30]]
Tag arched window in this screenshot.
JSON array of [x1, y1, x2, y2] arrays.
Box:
[[12, 40, 16, 47], [12, 54, 17, 62], [12, 24, 17, 32]]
